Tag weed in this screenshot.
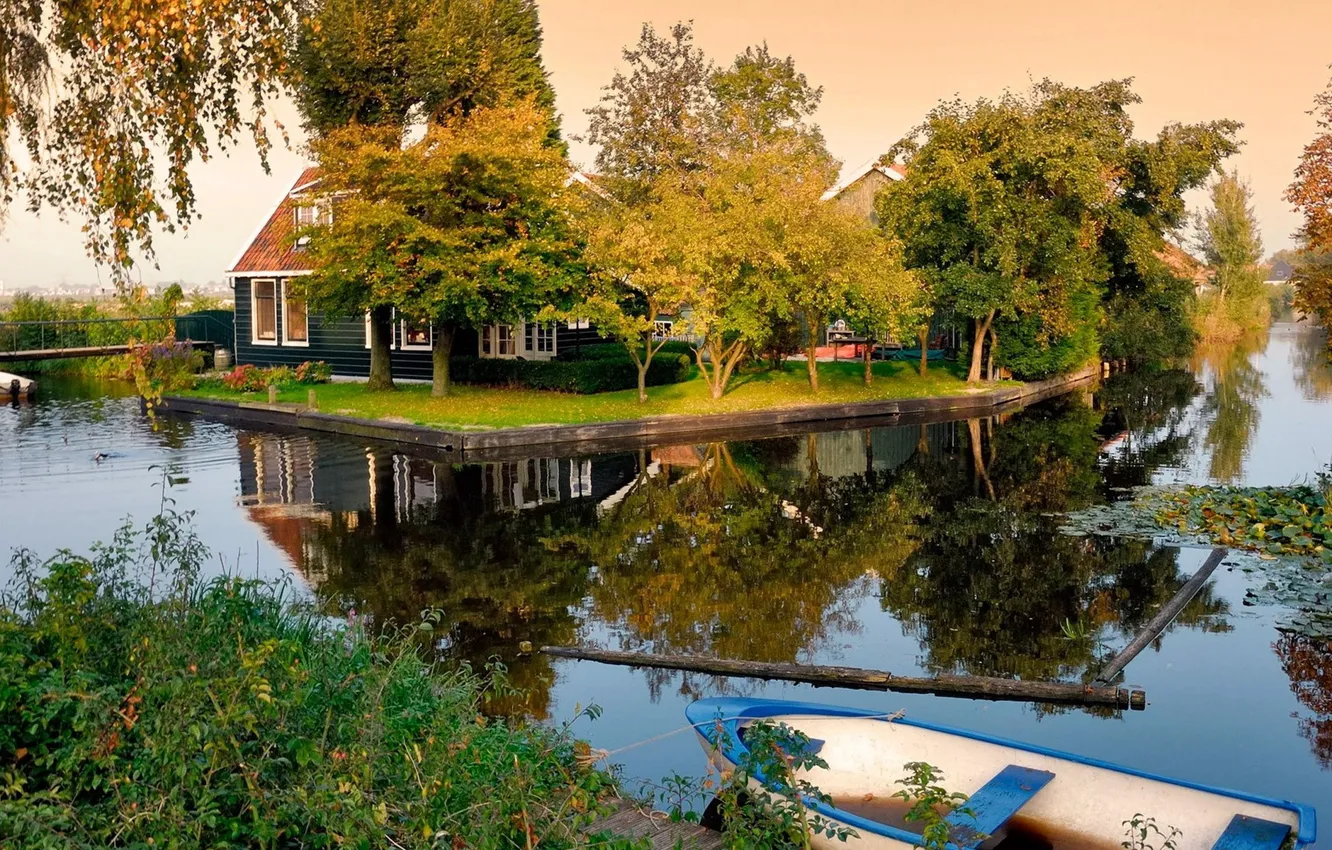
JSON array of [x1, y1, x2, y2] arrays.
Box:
[[894, 761, 975, 850], [1122, 813, 1183, 850]]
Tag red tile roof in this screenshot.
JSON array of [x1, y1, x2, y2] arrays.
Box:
[[228, 167, 322, 274]]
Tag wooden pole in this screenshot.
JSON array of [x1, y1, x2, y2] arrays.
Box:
[[1094, 547, 1228, 686], [542, 646, 1146, 710]]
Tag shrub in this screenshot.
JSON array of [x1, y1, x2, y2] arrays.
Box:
[[123, 336, 205, 409], [0, 512, 625, 849], [452, 351, 692, 394], [218, 361, 333, 393]]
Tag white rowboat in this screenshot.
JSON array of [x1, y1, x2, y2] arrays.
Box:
[[686, 697, 1315, 850]]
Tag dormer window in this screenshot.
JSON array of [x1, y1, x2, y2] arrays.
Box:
[[294, 201, 332, 228]]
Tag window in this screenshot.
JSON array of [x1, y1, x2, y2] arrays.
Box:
[[401, 318, 431, 350], [480, 324, 519, 358], [653, 320, 674, 339], [525, 322, 555, 355], [282, 282, 308, 345], [294, 201, 332, 228], [252, 279, 277, 343]]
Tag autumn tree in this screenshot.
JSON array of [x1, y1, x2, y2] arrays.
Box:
[[1289, 68, 1332, 347], [294, 0, 564, 390], [0, 0, 295, 273], [299, 101, 574, 397]]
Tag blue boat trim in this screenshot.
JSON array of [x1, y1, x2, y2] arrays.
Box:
[[685, 697, 1317, 848], [944, 765, 1055, 849]]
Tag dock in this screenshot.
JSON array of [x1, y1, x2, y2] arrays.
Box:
[[585, 800, 723, 849]]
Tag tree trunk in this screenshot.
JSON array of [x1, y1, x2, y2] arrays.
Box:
[[966, 311, 995, 383], [805, 314, 820, 392], [918, 325, 930, 378], [862, 338, 873, 385], [367, 305, 396, 392], [431, 323, 455, 397], [986, 325, 997, 382]]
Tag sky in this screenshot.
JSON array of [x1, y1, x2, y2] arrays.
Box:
[[1, 0, 1330, 290]]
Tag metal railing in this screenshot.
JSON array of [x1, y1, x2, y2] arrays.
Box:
[[0, 312, 234, 356]]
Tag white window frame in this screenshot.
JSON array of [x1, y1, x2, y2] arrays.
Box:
[[400, 318, 432, 351], [525, 321, 556, 357], [251, 278, 279, 346], [653, 320, 674, 339], [293, 201, 333, 228], [281, 280, 310, 347], [365, 310, 398, 350], [480, 324, 519, 359]]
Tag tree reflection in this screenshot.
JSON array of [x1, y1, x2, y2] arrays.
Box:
[[1292, 326, 1332, 401], [1195, 331, 1271, 483], [1095, 368, 1202, 491], [1275, 634, 1332, 767]]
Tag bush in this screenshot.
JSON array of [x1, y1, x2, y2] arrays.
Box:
[[555, 340, 694, 363], [216, 361, 333, 393], [123, 337, 205, 409], [452, 351, 692, 394], [0, 513, 624, 848]]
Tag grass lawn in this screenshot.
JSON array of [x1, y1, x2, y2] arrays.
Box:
[[182, 360, 1008, 430]]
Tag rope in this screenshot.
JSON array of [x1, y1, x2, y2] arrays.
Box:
[[582, 708, 908, 765]]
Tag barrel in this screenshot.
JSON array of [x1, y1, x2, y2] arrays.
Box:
[[214, 347, 233, 370]]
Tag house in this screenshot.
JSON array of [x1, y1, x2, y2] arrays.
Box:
[[225, 168, 607, 378], [820, 159, 907, 223], [1266, 257, 1294, 287], [1158, 243, 1211, 296]]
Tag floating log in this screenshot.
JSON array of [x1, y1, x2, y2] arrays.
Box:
[[1094, 547, 1228, 686], [542, 646, 1146, 710]]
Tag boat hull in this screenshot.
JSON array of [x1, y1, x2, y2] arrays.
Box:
[[686, 697, 1315, 850]]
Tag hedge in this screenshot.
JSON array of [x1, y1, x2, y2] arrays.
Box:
[[556, 340, 695, 362], [450, 350, 692, 394]]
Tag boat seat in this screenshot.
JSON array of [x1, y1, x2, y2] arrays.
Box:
[[945, 765, 1056, 850], [1211, 815, 1291, 850]]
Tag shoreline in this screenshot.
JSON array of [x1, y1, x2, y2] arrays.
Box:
[[159, 365, 1097, 461]]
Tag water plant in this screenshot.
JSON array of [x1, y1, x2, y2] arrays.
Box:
[[1153, 483, 1331, 563]]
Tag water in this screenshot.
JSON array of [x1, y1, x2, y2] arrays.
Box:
[[2, 323, 1332, 825]]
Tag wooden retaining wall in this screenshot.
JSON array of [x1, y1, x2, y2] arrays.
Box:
[[159, 365, 1097, 461]]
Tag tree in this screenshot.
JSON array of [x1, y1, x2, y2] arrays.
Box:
[[1195, 170, 1265, 305], [564, 188, 695, 403], [582, 22, 713, 195], [299, 101, 574, 397], [879, 79, 1239, 381], [1292, 249, 1332, 354], [294, 0, 565, 391], [783, 202, 916, 390], [1289, 67, 1332, 253], [0, 0, 295, 272]]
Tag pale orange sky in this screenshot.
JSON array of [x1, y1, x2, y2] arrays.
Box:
[[2, 0, 1330, 289]]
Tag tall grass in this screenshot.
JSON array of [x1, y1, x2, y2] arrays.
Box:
[[0, 507, 631, 849]]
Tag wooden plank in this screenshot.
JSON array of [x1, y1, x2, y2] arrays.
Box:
[[1211, 815, 1291, 850], [541, 646, 1146, 709], [945, 765, 1055, 849], [1094, 547, 1228, 685], [584, 800, 723, 849]]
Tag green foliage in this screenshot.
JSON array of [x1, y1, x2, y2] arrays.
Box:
[[894, 762, 974, 850], [879, 78, 1240, 378], [0, 513, 623, 849], [1292, 249, 1332, 353], [1122, 814, 1183, 850], [994, 283, 1100, 379], [710, 721, 856, 850], [1152, 484, 1332, 562], [122, 337, 205, 411], [450, 351, 692, 394], [1194, 170, 1265, 303]]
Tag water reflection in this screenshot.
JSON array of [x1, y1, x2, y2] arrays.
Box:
[[235, 383, 1234, 718], [1292, 325, 1332, 402], [1195, 331, 1272, 483], [1276, 634, 1332, 768]]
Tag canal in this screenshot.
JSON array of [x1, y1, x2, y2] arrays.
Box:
[[2, 321, 1332, 822]]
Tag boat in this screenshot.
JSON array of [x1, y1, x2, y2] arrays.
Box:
[[0, 371, 37, 399], [686, 697, 1316, 850]]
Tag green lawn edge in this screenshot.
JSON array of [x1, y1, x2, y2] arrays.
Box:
[[180, 360, 1017, 431]]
